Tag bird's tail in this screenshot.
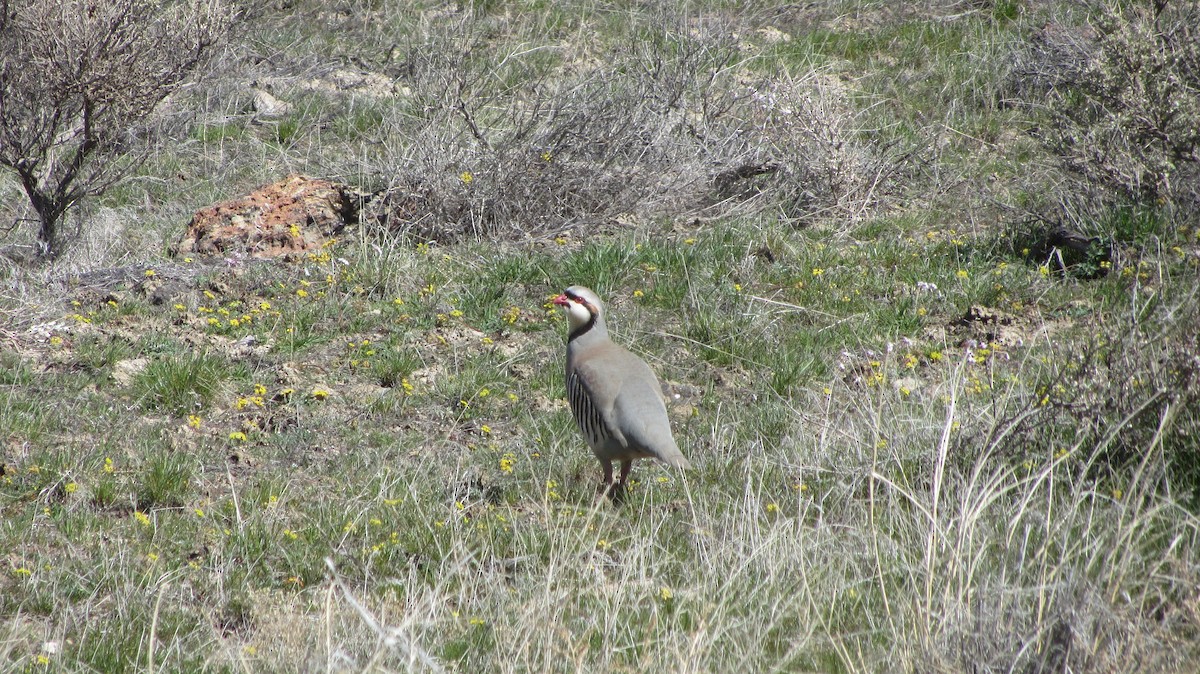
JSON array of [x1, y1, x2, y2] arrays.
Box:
[[658, 450, 691, 470]]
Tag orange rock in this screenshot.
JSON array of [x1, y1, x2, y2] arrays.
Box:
[[172, 174, 354, 260]]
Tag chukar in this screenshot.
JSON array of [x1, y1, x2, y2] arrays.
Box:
[[552, 286, 690, 498]]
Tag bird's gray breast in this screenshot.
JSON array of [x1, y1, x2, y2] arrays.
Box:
[[567, 371, 609, 449]]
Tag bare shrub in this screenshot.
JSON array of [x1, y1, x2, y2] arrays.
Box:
[[978, 286, 1200, 506], [366, 12, 913, 241], [732, 71, 911, 226], [365, 16, 737, 240], [1010, 1, 1200, 221], [0, 0, 232, 261]]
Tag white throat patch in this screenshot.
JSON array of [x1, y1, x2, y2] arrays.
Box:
[[566, 298, 594, 330]]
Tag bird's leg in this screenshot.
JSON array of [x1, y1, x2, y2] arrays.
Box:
[[608, 460, 633, 505], [596, 459, 615, 498], [617, 460, 633, 486]]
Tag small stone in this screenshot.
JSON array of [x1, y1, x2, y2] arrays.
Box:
[[112, 358, 150, 387], [893, 376, 921, 395], [757, 27, 792, 44], [252, 89, 293, 118]]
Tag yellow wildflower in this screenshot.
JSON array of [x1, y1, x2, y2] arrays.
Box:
[[499, 453, 516, 474]]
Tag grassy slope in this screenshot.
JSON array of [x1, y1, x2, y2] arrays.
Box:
[[3, 1, 1199, 673]]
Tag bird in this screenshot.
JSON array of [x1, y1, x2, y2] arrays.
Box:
[[552, 286, 690, 500]]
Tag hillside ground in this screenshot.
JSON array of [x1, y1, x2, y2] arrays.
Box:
[[2, 1, 1199, 672]]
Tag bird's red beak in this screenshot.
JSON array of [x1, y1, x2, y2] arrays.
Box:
[[552, 293, 570, 307]]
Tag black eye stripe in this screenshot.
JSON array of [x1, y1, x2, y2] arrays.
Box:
[[564, 292, 592, 310]]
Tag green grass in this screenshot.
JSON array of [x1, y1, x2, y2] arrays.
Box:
[[3, 1, 1200, 672], [132, 352, 241, 416], [5, 209, 1199, 673], [191, 122, 247, 143]]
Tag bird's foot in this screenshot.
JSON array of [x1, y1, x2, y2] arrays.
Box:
[[609, 481, 627, 505], [595, 480, 626, 505]]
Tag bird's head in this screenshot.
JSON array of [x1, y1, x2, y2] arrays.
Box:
[[553, 286, 604, 334]]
